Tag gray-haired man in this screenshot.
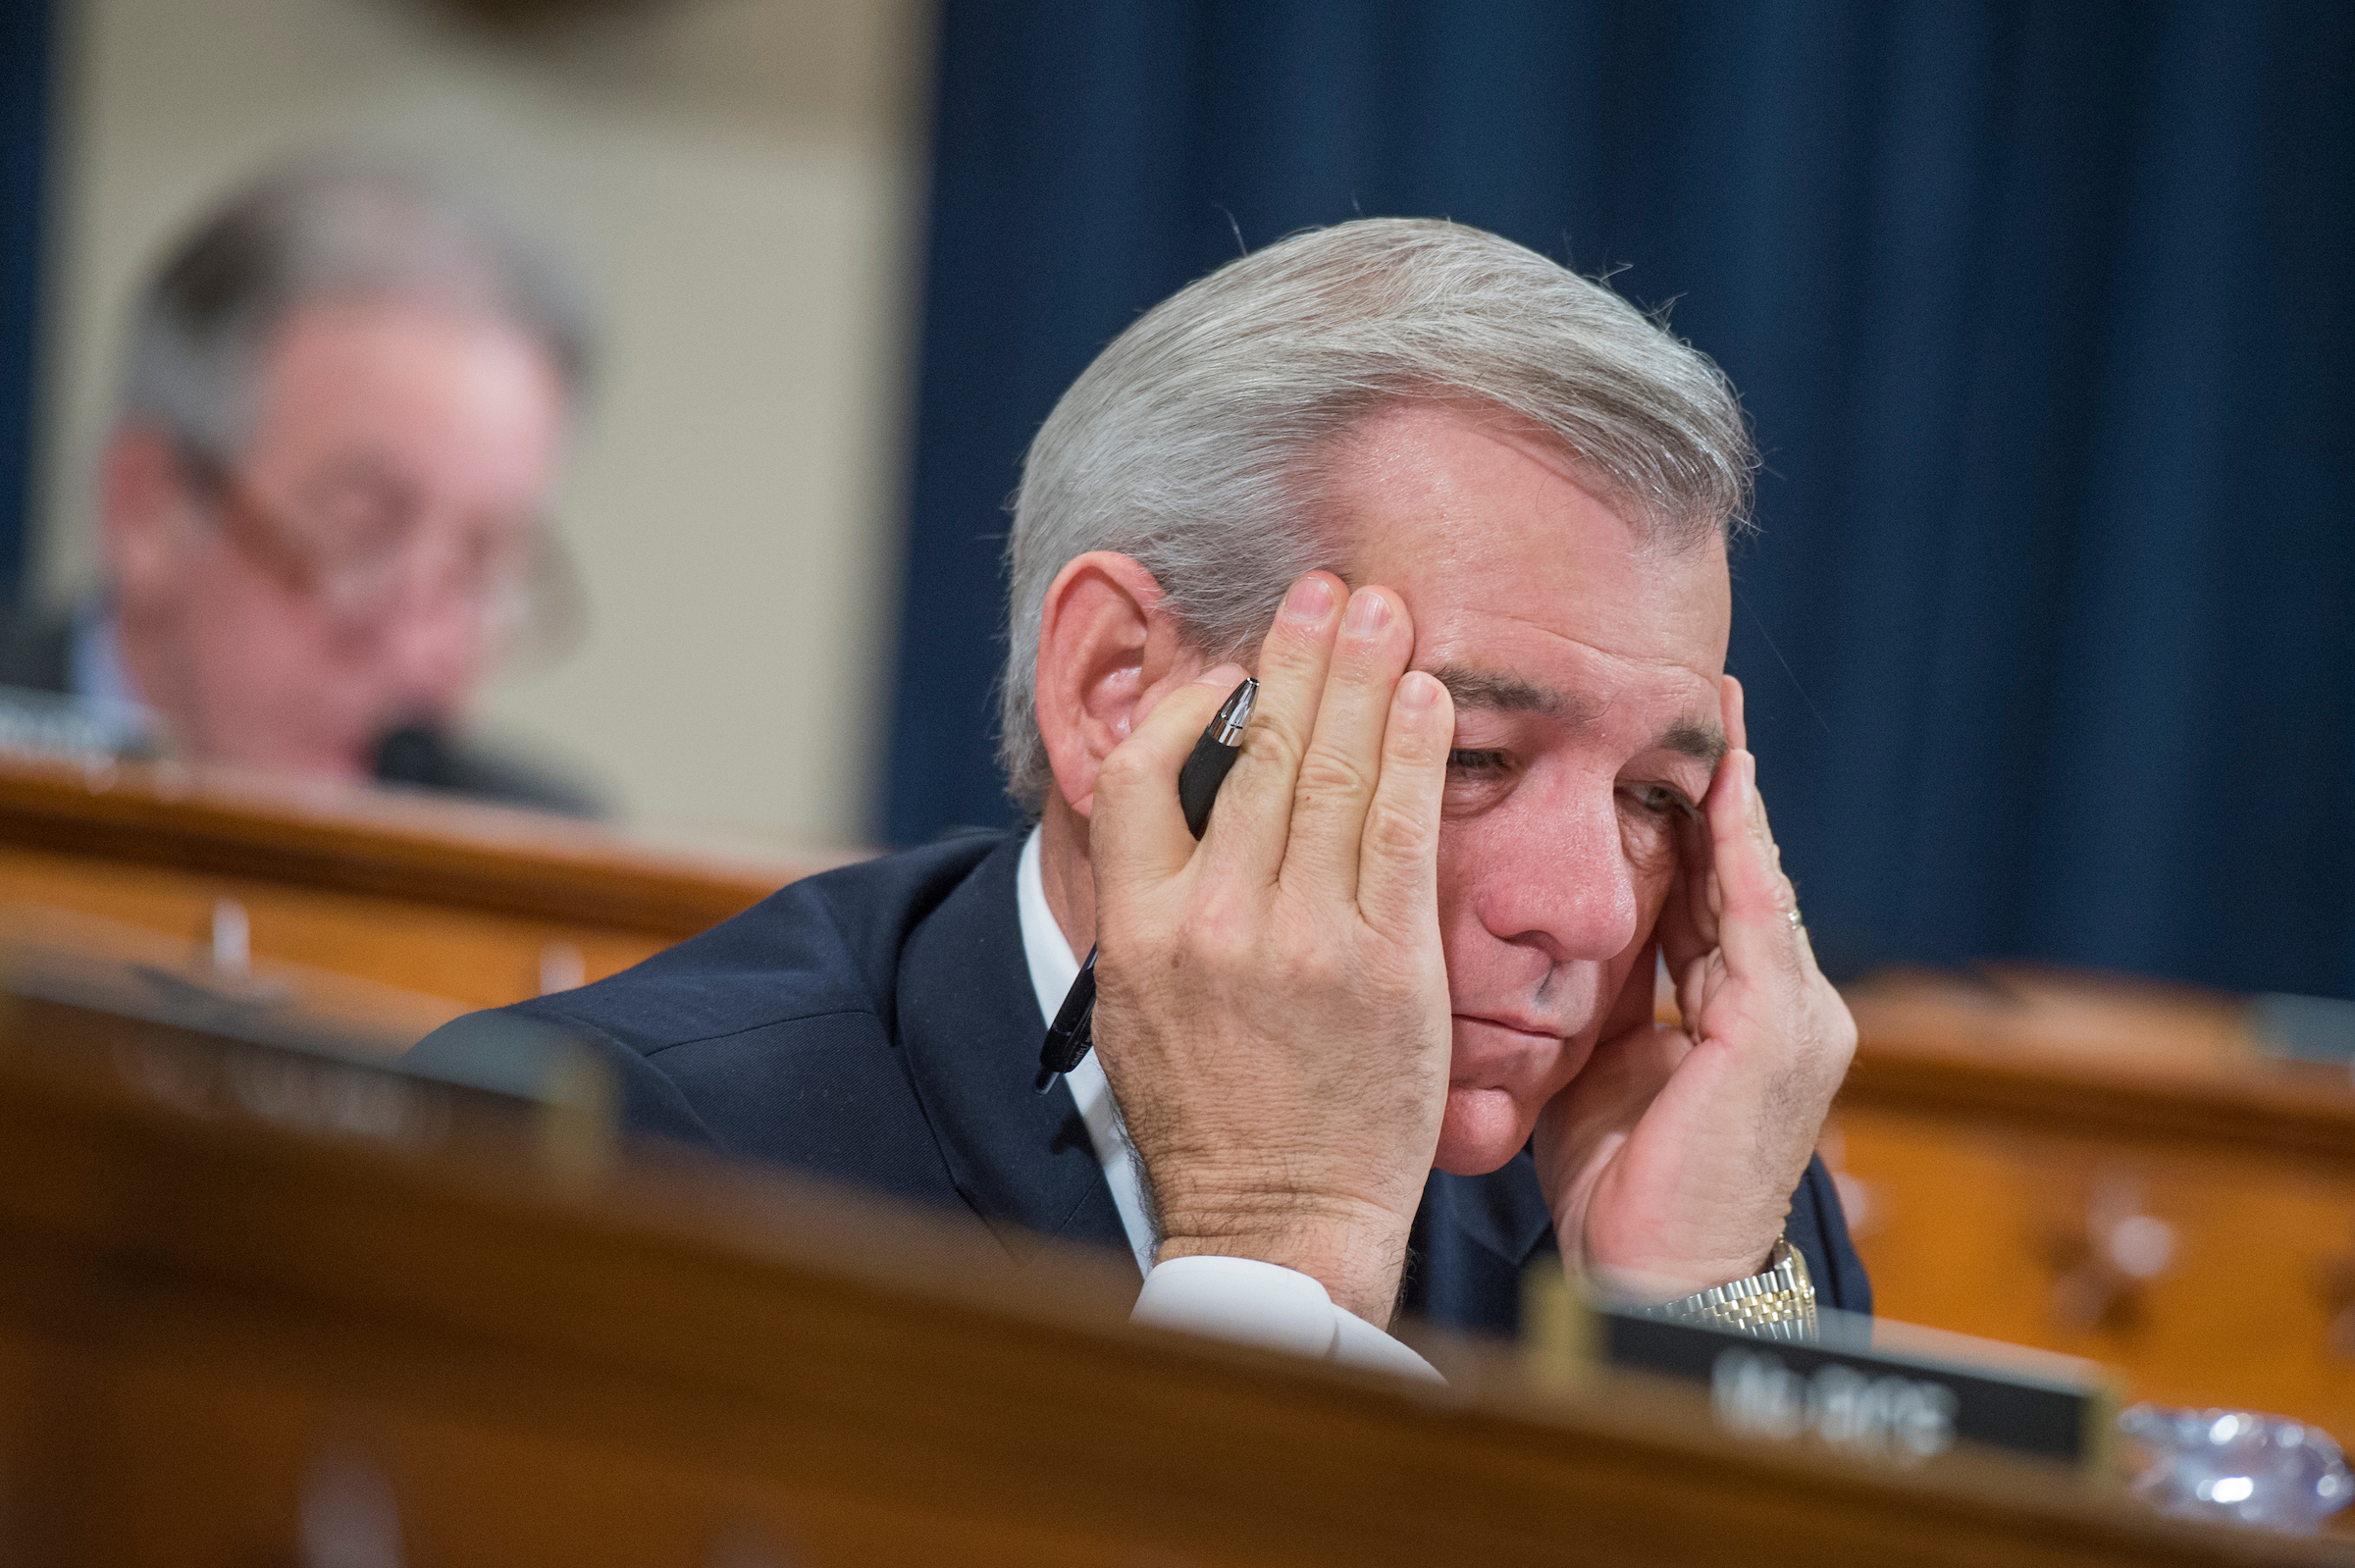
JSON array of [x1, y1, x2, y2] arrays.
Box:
[[419, 218, 1868, 1375], [2, 159, 597, 810]]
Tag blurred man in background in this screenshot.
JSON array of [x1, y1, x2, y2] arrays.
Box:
[[0, 158, 600, 813]]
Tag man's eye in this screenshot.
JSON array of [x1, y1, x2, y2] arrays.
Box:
[[1446, 749, 1510, 776], [1624, 784, 1694, 817]]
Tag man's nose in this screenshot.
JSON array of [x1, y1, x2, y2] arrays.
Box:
[[1468, 776, 1641, 965], [373, 588, 486, 717]]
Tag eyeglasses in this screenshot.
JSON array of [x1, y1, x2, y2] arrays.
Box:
[[177, 445, 586, 665]]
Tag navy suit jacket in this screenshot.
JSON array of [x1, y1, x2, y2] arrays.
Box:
[[412, 830, 1870, 1333]]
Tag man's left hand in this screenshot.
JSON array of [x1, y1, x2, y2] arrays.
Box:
[[1530, 674, 1858, 1302]]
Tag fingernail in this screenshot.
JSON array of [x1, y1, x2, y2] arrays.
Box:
[[1397, 670, 1439, 709], [1282, 575, 1336, 623], [1194, 662, 1249, 688], [1343, 589, 1389, 636]]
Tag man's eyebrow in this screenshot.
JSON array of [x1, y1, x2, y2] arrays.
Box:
[[1658, 717, 1729, 766], [1428, 664, 1595, 723], [1431, 661, 1727, 764]]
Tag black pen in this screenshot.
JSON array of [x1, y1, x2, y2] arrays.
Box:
[[1035, 677, 1258, 1092]]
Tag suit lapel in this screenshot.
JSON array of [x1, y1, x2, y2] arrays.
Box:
[[893, 832, 1127, 1260], [1424, 1150, 1557, 1267]]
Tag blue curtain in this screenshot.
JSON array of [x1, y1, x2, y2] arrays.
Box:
[[888, 1, 2355, 1000], [0, 0, 49, 597]]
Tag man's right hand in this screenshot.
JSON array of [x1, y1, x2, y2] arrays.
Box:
[[1086, 572, 1457, 1328]]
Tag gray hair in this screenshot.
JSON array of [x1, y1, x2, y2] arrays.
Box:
[[119, 157, 594, 464], [997, 217, 1756, 813]]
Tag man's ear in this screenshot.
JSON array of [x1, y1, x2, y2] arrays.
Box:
[[99, 425, 201, 619], [1034, 550, 1206, 819]]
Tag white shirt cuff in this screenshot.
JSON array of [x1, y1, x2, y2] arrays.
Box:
[[1130, 1255, 1443, 1384]]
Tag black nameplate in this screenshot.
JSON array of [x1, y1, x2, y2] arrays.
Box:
[[1597, 1305, 2112, 1467]]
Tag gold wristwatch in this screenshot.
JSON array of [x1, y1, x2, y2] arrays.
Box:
[[1640, 1237, 1818, 1342]]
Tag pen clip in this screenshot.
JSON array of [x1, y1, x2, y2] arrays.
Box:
[[1035, 946, 1098, 1092], [1211, 677, 1258, 746]]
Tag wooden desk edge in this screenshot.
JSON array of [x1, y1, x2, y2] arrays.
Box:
[[1841, 1032, 2355, 1170], [0, 757, 859, 937]]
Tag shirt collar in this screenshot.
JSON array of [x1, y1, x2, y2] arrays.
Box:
[[70, 606, 141, 706], [1015, 825, 1082, 1026], [1016, 825, 1158, 1276], [66, 604, 157, 750]]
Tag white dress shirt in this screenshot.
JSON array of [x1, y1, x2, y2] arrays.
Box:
[[65, 606, 157, 752], [1016, 829, 1440, 1382]]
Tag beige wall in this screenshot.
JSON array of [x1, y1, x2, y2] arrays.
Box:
[[36, 0, 932, 849]]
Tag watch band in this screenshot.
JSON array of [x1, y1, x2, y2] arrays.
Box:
[[1639, 1237, 1818, 1342]]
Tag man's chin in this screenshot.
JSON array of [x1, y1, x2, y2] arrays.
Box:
[[1433, 1084, 1538, 1176]]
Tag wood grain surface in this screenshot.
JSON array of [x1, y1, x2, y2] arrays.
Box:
[[1833, 967, 2355, 1455], [0, 1008, 2338, 1568]]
